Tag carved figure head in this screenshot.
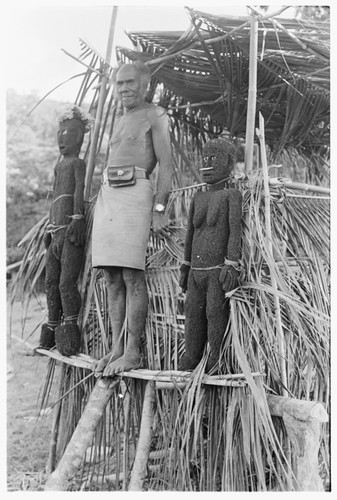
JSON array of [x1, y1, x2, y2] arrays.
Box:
[[57, 119, 85, 157], [113, 61, 151, 110], [56, 105, 93, 157], [201, 138, 236, 184]]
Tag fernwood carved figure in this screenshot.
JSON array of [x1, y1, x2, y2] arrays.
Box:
[[39, 105, 93, 356], [179, 138, 242, 373]]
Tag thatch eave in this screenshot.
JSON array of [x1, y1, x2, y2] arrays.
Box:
[[117, 9, 329, 154]]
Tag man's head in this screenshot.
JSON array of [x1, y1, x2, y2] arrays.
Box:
[[200, 138, 236, 184], [113, 61, 151, 110]]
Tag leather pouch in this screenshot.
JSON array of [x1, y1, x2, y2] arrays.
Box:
[[107, 165, 136, 187]]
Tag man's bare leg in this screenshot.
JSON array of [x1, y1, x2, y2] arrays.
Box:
[[94, 267, 126, 374], [103, 268, 148, 376]]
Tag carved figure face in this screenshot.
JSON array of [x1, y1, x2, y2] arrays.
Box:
[[116, 64, 145, 110], [201, 139, 236, 184], [57, 119, 84, 157]]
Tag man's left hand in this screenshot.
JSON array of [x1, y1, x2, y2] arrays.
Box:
[[152, 212, 169, 234]]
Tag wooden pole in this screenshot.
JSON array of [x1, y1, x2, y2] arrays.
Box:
[[128, 381, 156, 490], [46, 364, 66, 474], [257, 112, 288, 397], [44, 377, 119, 491], [267, 395, 328, 491], [244, 14, 258, 172], [84, 6, 118, 201]]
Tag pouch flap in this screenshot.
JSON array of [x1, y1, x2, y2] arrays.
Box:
[[107, 165, 135, 182]]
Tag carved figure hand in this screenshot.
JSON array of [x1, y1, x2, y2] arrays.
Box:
[[66, 219, 86, 246], [43, 231, 52, 249], [179, 263, 190, 293], [219, 264, 240, 292]]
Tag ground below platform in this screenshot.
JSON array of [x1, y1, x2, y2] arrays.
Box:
[[7, 295, 52, 491]]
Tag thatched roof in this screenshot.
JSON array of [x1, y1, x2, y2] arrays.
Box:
[[117, 8, 330, 157]]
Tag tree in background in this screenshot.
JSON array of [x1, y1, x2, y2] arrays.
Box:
[[6, 91, 60, 264]]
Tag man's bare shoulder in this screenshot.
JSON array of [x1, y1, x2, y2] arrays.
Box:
[[146, 104, 168, 123]]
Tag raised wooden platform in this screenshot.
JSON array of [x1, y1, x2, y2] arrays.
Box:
[[35, 346, 262, 388]]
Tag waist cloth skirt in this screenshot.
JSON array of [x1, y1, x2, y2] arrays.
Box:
[[92, 168, 153, 270]]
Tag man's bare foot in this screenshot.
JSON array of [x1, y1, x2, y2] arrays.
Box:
[[93, 352, 120, 375], [103, 351, 141, 376]]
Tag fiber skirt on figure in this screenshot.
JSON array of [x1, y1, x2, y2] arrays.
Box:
[[92, 168, 153, 270]]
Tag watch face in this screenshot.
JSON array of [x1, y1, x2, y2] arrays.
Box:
[[154, 203, 165, 212]]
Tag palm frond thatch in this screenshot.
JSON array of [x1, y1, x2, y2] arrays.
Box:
[[117, 9, 329, 157]]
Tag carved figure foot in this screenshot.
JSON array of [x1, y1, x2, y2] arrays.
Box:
[[103, 351, 141, 377], [39, 323, 56, 349], [178, 354, 201, 371], [205, 355, 220, 374], [55, 322, 81, 357]]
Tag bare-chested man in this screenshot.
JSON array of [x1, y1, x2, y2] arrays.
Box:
[[92, 61, 172, 376]]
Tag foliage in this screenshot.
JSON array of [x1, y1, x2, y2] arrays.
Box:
[[6, 91, 63, 265]]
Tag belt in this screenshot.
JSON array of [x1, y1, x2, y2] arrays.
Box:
[[134, 169, 149, 180], [102, 167, 149, 184]]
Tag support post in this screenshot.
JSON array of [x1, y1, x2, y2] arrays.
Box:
[[244, 14, 258, 172], [128, 381, 156, 491], [257, 112, 288, 395], [268, 395, 328, 491], [44, 377, 119, 491], [46, 363, 66, 474], [84, 6, 118, 201]]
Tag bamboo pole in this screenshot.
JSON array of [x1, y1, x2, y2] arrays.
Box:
[[257, 112, 288, 397], [244, 14, 258, 173], [46, 364, 66, 474], [269, 177, 330, 194], [128, 381, 156, 490], [44, 377, 119, 491], [84, 6, 118, 201]]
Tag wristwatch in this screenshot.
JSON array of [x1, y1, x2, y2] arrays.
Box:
[[153, 203, 166, 213]]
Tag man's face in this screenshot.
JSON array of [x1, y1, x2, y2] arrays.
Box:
[[201, 144, 232, 184], [116, 65, 144, 110], [57, 119, 84, 157]]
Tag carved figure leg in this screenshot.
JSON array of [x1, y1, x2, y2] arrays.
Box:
[[94, 267, 126, 373], [206, 269, 230, 372], [178, 270, 207, 371], [103, 268, 147, 376], [54, 239, 84, 356], [40, 244, 62, 349]]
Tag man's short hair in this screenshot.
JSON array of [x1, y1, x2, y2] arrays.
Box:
[[112, 61, 151, 98]]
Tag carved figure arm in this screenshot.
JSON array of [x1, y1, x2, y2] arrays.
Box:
[[179, 197, 195, 292], [219, 189, 243, 292], [66, 159, 86, 246]]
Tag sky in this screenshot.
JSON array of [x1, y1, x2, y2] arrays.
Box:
[[4, 1, 297, 102]]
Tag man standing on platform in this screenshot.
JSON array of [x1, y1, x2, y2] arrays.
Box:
[[92, 61, 172, 376]]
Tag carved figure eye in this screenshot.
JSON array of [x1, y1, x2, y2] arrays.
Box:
[[203, 155, 216, 161]]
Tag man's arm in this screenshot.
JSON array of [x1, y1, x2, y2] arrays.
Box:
[[149, 106, 173, 206]]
